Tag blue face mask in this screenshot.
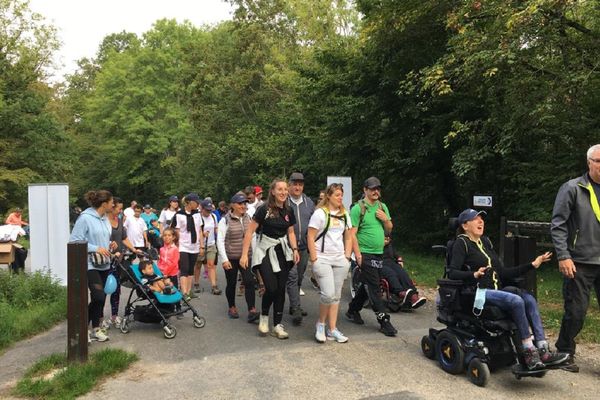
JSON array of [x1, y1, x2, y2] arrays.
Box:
[[473, 287, 487, 316]]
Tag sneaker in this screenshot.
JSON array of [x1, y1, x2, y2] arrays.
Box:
[[193, 284, 202, 293], [345, 310, 365, 325], [111, 316, 122, 327], [377, 314, 397, 337], [247, 308, 260, 323], [299, 288, 306, 296], [271, 324, 289, 339], [228, 306, 239, 319], [211, 286, 222, 295], [310, 276, 320, 290], [90, 327, 109, 342], [87, 330, 92, 344], [101, 318, 111, 330], [258, 315, 269, 336], [410, 293, 427, 309], [290, 307, 303, 326], [523, 347, 544, 370], [539, 347, 570, 367], [315, 322, 326, 343], [237, 284, 245, 297], [399, 289, 413, 306], [183, 294, 192, 302], [300, 307, 308, 317], [561, 354, 580, 373], [189, 291, 199, 299], [326, 328, 349, 343]]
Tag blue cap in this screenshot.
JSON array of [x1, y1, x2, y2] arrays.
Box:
[[458, 209, 487, 225], [230, 193, 248, 204], [169, 195, 179, 202], [186, 193, 201, 203], [201, 199, 214, 210]]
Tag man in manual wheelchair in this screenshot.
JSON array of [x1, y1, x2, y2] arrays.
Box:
[[421, 209, 570, 387]]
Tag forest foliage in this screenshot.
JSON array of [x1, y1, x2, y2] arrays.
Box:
[[1, 0, 599, 248]]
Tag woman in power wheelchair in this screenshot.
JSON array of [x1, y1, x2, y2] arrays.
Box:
[[421, 209, 569, 386]]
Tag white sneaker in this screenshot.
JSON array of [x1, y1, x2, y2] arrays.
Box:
[[112, 316, 122, 327], [271, 324, 289, 339], [101, 318, 111, 330], [90, 327, 109, 342], [326, 328, 349, 343], [299, 288, 306, 296], [258, 315, 269, 336], [315, 322, 326, 343], [88, 330, 92, 344]]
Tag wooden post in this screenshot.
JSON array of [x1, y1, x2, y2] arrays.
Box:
[[67, 241, 88, 363]]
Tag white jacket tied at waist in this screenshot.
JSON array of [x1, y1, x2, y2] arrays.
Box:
[[252, 235, 293, 272]]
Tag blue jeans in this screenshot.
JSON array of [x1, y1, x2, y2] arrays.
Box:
[[485, 288, 545, 341]]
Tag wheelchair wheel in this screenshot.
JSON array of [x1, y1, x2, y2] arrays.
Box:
[[421, 335, 436, 360], [435, 331, 465, 375], [467, 358, 490, 387]]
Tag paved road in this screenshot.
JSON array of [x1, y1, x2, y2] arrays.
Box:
[[1, 268, 600, 400]]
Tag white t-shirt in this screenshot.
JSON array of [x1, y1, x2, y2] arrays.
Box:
[[123, 216, 146, 247], [159, 209, 177, 228], [308, 208, 352, 258], [201, 213, 217, 246], [172, 211, 203, 254], [123, 207, 135, 219]]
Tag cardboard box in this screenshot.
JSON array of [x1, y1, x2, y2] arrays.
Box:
[[0, 242, 16, 264]]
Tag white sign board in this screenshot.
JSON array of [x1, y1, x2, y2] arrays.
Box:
[[473, 195, 493, 208], [326, 176, 352, 210], [28, 184, 70, 285]]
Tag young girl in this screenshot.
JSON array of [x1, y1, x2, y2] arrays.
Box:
[[158, 227, 182, 317]]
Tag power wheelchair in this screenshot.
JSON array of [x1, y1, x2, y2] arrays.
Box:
[[420, 226, 568, 387]]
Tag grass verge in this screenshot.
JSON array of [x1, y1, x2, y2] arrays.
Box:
[[400, 247, 600, 344], [13, 349, 138, 400], [0, 270, 66, 352]]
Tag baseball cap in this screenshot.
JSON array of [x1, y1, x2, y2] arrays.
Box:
[[143, 204, 152, 209], [186, 193, 201, 203], [169, 195, 179, 202], [289, 172, 305, 182], [230, 193, 249, 204], [254, 186, 263, 195], [458, 209, 487, 225], [363, 176, 382, 189], [201, 199, 214, 210]]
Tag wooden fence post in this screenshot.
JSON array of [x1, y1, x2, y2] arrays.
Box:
[[67, 241, 88, 363]]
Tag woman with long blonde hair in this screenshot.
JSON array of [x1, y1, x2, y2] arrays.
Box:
[[307, 183, 353, 343]]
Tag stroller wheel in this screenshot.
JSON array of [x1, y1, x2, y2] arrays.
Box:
[[467, 358, 490, 387], [193, 316, 206, 328], [119, 319, 130, 334], [163, 324, 177, 339]]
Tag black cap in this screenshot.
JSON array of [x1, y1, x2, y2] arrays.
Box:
[[169, 195, 179, 202], [186, 193, 201, 203], [201, 199, 214, 210], [289, 172, 305, 182], [143, 204, 152, 209], [230, 193, 249, 203], [363, 176, 382, 189]]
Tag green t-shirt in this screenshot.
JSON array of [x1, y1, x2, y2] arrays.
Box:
[[351, 200, 391, 255]]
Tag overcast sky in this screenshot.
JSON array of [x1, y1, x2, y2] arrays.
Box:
[[28, 0, 234, 81]]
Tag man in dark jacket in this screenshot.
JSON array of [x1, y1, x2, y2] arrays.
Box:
[[551, 144, 600, 371], [286, 172, 315, 325]]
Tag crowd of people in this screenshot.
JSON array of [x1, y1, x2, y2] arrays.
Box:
[[66, 143, 600, 373], [69, 173, 427, 343]]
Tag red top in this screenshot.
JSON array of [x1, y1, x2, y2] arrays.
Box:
[[5, 212, 25, 226], [158, 243, 179, 277]]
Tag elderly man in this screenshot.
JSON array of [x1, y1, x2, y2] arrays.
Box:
[[551, 144, 600, 372]]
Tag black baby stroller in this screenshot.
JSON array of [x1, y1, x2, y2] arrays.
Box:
[[116, 250, 205, 339]]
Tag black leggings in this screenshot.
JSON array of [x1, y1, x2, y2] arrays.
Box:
[[224, 259, 256, 309], [88, 269, 110, 328], [256, 245, 292, 325]]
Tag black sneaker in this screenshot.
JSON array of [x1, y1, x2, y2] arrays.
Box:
[[539, 347, 570, 367], [523, 347, 544, 370], [560, 354, 580, 373], [345, 310, 364, 325], [377, 314, 397, 337], [299, 307, 308, 317], [291, 307, 303, 326]]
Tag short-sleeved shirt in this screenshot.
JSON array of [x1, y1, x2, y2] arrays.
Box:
[[171, 210, 202, 254], [308, 208, 351, 256], [141, 212, 158, 229], [123, 216, 147, 247], [350, 200, 390, 255], [159, 209, 177, 227], [201, 213, 217, 246], [253, 204, 296, 239]]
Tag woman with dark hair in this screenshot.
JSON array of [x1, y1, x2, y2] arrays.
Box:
[[240, 179, 300, 339], [69, 190, 116, 342], [102, 197, 140, 329], [159, 195, 180, 234], [448, 209, 569, 370]]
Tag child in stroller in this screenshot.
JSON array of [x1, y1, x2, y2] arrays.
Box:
[[139, 260, 174, 294]]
